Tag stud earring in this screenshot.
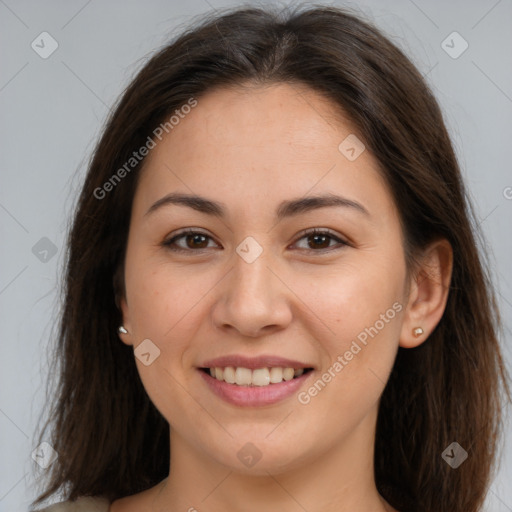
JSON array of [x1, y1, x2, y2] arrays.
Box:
[[413, 327, 424, 337], [118, 326, 128, 334]]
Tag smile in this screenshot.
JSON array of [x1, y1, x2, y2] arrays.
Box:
[[203, 366, 312, 386]]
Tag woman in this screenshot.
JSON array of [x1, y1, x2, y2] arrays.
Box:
[[31, 4, 510, 512]]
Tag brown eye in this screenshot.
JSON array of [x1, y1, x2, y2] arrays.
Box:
[[293, 229, 348, 252], [163, 230, 217, 253], [163, 228, 348, 255], [306, 233, 331, 249], [183, 233, 209, 249]]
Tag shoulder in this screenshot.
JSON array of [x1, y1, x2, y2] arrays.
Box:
[[34, 496, 110, 512]]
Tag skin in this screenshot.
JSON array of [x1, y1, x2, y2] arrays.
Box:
[[111, 82, 453, 512]]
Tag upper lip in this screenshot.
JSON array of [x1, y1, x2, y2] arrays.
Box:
[[200, 355, 314, 370]]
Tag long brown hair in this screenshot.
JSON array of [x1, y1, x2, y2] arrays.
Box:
[[31, 5, 510, 511]]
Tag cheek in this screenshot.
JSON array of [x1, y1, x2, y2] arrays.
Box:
[[125, 261, 210, 422], [291, 257, 404, 410], [126, 255, 207, 341], [292, 256, 405, 349]]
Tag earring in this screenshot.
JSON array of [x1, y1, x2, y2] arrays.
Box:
[[413, 327, 424, 337], [118, 326, 128, 334]]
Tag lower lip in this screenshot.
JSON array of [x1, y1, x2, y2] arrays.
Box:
[[199, 370, 312, 407]]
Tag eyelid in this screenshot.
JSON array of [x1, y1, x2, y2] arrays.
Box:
[[292, 227, 349, 251], [162, 227, 349, 253], [163, 228, 218, 252]]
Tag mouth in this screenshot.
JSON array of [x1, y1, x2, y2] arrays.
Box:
[[199, 366, 314, 386], [197, 356, 315, 406]]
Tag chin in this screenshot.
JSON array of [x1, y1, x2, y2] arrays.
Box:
[[203, 434, 315, 476]]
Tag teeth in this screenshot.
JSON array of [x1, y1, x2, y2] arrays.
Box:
[[223, 366, 236, 384], [252, 368, 270, 386], [207, 366, 308, 386], [269, 367, 283, 383], [283, 368, 294, 381], [235, 367, 252, 386]]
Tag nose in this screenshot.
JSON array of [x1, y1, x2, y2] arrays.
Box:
[[210, 244, 293, 338]]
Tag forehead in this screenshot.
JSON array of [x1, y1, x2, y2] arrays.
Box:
[[172, 82, 352, 155], [133, 82, 396, 225]]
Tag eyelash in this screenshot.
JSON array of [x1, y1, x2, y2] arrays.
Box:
[[162, 228, 349, 254]]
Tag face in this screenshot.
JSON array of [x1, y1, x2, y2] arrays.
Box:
[[119, 82, 409, 474]]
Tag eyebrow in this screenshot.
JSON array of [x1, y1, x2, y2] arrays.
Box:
[[144, 192, 370, 220]]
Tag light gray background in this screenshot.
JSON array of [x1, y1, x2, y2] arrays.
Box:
[[1, 0, 511, 510]]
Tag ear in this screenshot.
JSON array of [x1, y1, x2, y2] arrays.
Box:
[[113, 263, 134, 347], [117, 294, 134, 347], [399, 238, 453, 348]]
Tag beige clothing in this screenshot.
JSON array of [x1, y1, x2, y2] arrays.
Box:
[[35, 496, 110, 512]]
